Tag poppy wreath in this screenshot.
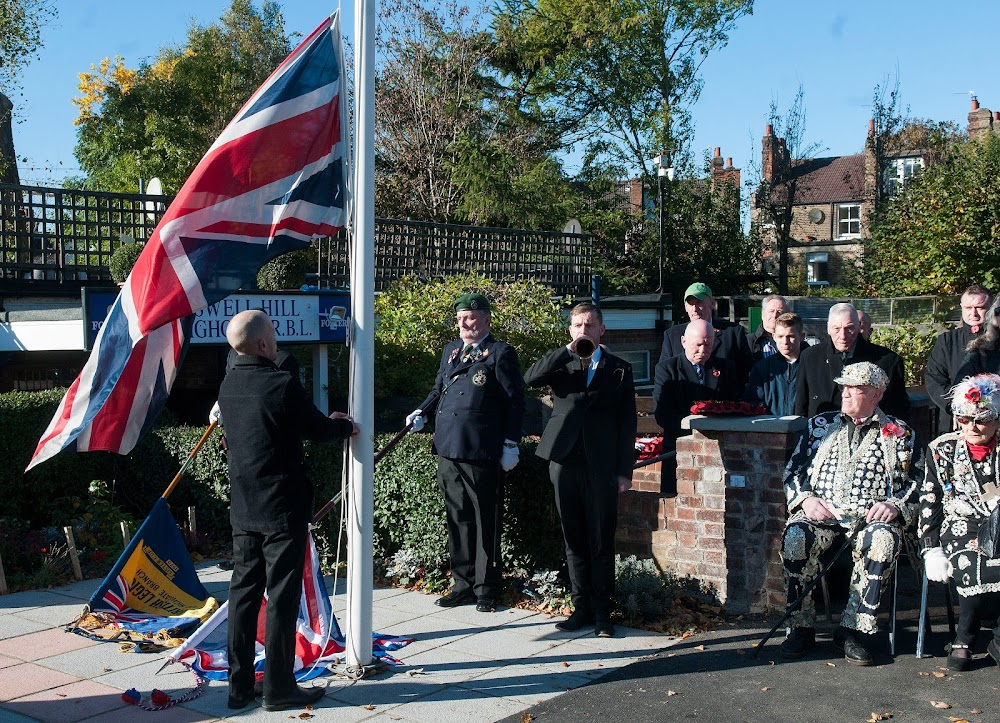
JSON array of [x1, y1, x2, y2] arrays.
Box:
[[690, 400, 769, 416]]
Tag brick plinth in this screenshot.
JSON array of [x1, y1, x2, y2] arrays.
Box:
[[618, 414, 806, 615]]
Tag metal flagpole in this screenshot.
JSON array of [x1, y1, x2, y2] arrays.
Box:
[[346, 0, 376, 668]]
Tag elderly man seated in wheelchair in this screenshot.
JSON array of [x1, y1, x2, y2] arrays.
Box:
[[780, 362, 918, 665], [920, 373, 1000, 672]]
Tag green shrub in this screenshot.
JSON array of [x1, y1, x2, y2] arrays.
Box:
[[870, 323, 939, 387], [109, 242, 145, 283], [373, 273, 569, 397], [256, 246, 315, 290], [372, 432, 564, 576]]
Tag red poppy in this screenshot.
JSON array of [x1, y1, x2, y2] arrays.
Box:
[[882, 423, 904, 438], [712, 368, 721, 377], [966, 388, 982, 402]]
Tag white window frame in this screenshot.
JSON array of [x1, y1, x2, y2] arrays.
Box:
[[617, 350, 651, 383], [835, 203, 861, 239], [807, 252, 829, 286], [883, 155, 925, 196]]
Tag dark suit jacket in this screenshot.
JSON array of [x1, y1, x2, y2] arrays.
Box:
[[660, 318, 754, 385], [524, 346, 636, 483], [652, 354, 741, 449], [418, 333, 524, 461], [926, 325, 980, 411], [793, 336, 910, 420], [956, 346, 1000, 381]]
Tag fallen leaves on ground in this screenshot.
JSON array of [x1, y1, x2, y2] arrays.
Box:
[[296, 714, 314, 720], [406, 668, 425, 676], [931, 701, 953, 709], [970, 709, 982, 715], [761, 687, 771, 692], [363, 704, 376, 711], [666, 690, 678, 696], [521, 713, 535, 723], [867, 713, 892, 722], [694, 644, 706, 651], [826, 662, 837, 667], [932, 672, 948, 678], [561, 662, 570, 667], [948, 717, 971, 723]]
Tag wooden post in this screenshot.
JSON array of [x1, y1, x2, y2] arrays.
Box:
[[120, 521, 131, 549], [0, 551, 8, 594], [187, 507, 197, 535], [63, 526, 83, 581]]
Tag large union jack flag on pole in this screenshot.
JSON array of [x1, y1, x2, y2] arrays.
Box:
[[28, 13, 348, 471]]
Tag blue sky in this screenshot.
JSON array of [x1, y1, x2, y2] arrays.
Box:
[[10, 0, 998, 190]]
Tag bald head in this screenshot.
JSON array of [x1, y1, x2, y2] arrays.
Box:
[[227, 310, 278, 360], [681, 320, 715, 365]]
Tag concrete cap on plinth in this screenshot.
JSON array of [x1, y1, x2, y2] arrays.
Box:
[[681, 414, 807, 433]]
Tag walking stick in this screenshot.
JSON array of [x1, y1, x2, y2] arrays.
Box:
[[752, 517, 865, 658], [160, 421, 218, 500]]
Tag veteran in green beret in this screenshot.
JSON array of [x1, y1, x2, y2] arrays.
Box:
[[406, 292, 524, 612]]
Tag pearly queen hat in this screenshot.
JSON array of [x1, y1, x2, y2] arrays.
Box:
[[833, 361, 888, 390], [949, 373, 1000, 421]]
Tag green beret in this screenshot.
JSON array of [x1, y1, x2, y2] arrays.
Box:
[[454, 292, 490, 312]]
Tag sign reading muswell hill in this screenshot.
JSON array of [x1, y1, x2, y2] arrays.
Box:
[[82, 289, 350, 351]]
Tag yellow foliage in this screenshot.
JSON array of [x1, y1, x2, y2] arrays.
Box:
[[72, 56, 139, 125], [150, 57, 180, 82]]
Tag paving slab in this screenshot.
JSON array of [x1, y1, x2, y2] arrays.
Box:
[[399, 648, 502, 685], [0, 591, 80, 615], [12, 601, 88, 628], [3, 679, 127, 722], [0, 618, 51, 641], [78, 702, 218, 722], [0, 662, 80, 703], [0, 629, 97, 663], [34, 642, 152, 679], [388, 686, 526, 723], [448, 625, 568, 660]]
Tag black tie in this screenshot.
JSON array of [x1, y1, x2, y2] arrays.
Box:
[[695, 364, 704, 384]]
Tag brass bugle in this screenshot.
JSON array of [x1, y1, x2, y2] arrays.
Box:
[[574, 336, 596, 359]]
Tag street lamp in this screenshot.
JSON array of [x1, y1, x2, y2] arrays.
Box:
[[654, 152, 675, 293]]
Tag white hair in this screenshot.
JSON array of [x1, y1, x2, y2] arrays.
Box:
[[828, 303, 858, 324]]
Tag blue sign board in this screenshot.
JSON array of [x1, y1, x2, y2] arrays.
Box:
[[81, 288, 351, 351]]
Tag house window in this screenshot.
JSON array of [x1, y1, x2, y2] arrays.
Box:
[[807, 252, 829, 286], [883, 156, 924, 196], [617, 350, 651, 383], [836, 204, 861, 238]]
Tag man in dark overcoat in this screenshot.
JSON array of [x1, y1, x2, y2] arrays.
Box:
[[407, 293, 524, 612], [219, 310, 357, 712], [794, 302, 909, 420], [524, 302, 636, 638]]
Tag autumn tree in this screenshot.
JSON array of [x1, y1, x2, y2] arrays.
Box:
[[0, 0, 56, 182], [375, 0, 575, 228], [865, 131, 1000, 296], [72, 0, 292, 192], [492, 0, 752, 180]]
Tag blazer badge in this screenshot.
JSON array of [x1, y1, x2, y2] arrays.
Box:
[[473, 368, 488, 386]]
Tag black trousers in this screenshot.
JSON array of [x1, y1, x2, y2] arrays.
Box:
[[955, 593, 1000, 647], [438, 457, 503, 598], [228, 524, 308, 699], [550, 453, 618, 617]]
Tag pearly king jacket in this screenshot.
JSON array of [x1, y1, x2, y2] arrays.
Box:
[[784, 410, 918, 525]]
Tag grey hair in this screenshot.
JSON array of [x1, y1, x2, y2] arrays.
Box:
[[828, 302, 859, 324]]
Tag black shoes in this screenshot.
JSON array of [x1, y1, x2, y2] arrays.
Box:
[[947, 645, 972, 672], [476, 597, 496, 612], [595, 617, 615, 638], [435, 589, 476, 608], [780, 627, 816, 659], [262, 685, 326, 712], [834, 627, 873, 666], [227, 681, 264, 710], [555, 608, 595, 632]]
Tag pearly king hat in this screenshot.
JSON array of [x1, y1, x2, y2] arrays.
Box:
[[834, 361, 888, 390], [949, 373, 1000, 421], [454, 293, 491, 312]]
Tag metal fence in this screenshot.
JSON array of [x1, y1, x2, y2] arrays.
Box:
[[0, 184, 592, 296]]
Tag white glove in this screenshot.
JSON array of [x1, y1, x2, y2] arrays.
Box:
[[209, 401, 222, 426], [501, 440, 519, 472], [405, 409, 426, 433], [923, 547, 952, 583]]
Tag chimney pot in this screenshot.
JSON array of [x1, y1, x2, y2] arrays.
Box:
[[726, 157, 733, 168], [765, 124, 773, 136], [994, 112, 999, 121], [714, 147, 721, 158], [973, 97, 980, 110], [868, 119, 875, 137]]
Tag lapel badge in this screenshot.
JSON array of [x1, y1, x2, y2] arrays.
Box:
[[473, 368, 488, 386]]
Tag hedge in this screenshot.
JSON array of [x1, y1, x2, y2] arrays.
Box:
[[3, 388, 563, 579]]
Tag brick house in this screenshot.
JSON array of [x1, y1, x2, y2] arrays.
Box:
[[754, 97, 1000, 289]]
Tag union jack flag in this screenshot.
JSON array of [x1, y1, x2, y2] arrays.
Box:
[[28, 13, 348, 470], [169, 532, 412, 681]]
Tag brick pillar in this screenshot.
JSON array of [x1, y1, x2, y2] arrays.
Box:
[[645, 415, 806, 614]]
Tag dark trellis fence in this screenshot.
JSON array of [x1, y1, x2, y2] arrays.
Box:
[[1, 184, 591, 296]]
